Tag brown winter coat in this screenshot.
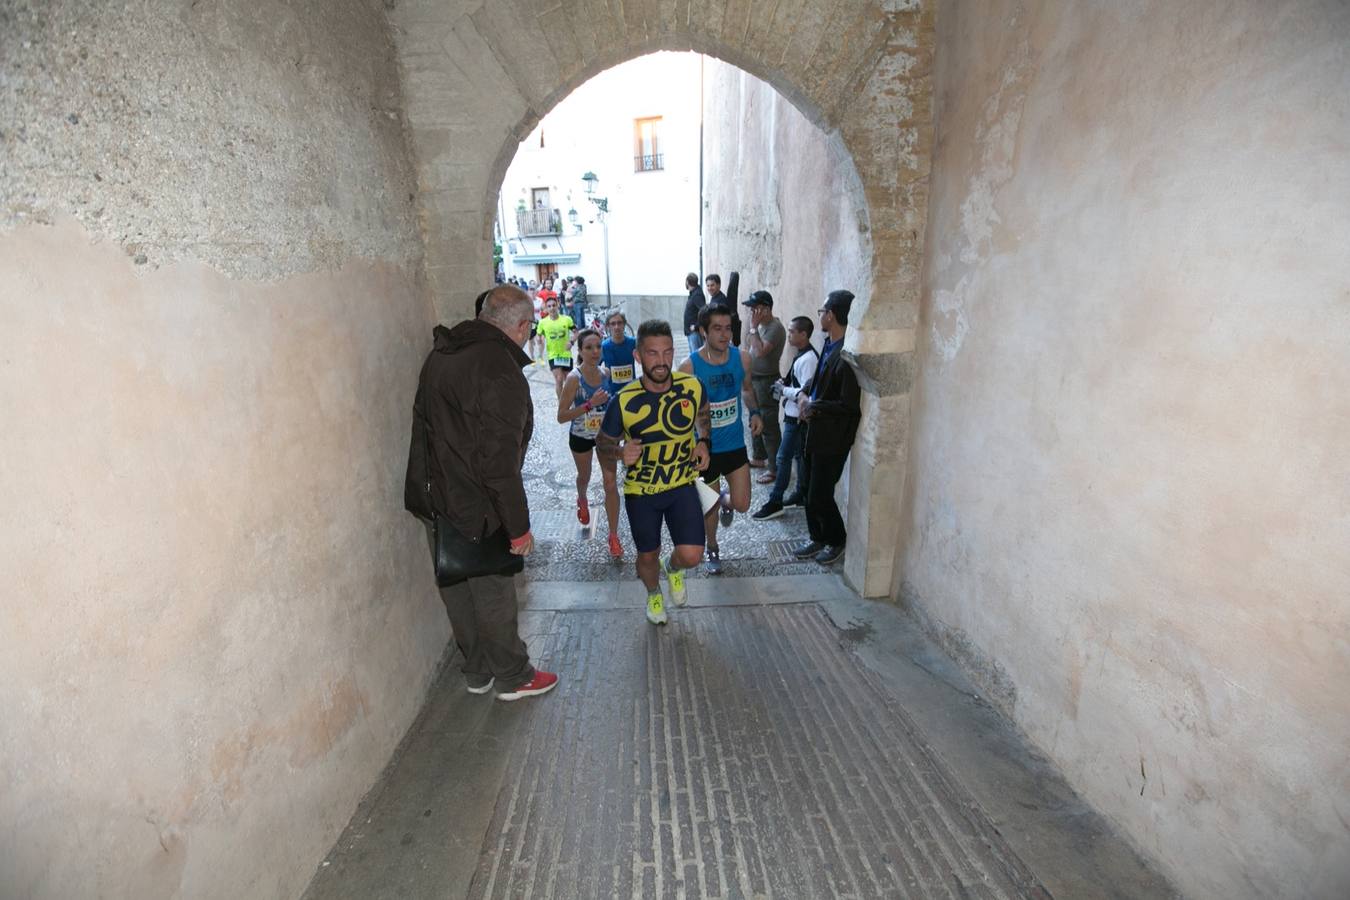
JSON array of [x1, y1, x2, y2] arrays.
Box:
[[405, 320, 533, 542]]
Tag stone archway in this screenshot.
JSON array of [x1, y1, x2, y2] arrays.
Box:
[[390, 0, 934, 597]]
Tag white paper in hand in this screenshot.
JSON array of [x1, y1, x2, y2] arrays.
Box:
[[695, 478, 722, 516]]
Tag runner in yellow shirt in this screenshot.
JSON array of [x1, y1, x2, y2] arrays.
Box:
[[597, 320, 711, 625], [537, 297, 576, 398]]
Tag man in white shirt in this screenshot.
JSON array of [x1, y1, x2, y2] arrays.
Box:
[[752, 316, 819, 520]]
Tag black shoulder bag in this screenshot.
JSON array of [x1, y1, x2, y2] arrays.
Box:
[[415, 403, 524, 587]]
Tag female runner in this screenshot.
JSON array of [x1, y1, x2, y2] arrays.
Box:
[[556, 328, 623, 559]]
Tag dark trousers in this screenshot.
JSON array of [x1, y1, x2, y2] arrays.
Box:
[[805, 451, 849, 547], [439, 574, 534, 689], [425, 522, 533, 688]]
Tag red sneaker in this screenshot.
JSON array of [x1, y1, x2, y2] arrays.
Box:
[[496, 670, 558, 702], [577, 495, 590, 526], [607, 532, 623, 559]]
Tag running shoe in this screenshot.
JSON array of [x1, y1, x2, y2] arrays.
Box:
[[704, 547, 723, 575], [465, 676, 494, 695], [783, 494, 805, 508], [662, 557, 687, 606], [719, 492, 734, 528], [496, 670, 558, 702], [577, 495, 590, 526], [607, 532, 623, 559], [646, 590, 668, 625]]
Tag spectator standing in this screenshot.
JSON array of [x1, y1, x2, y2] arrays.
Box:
[[570, 275, 589, 328], [704, 274, 742, 348], [403, 285, 557, 701], [752, 316, 818, 520], [683, 272, 706, 354], [793, 290, 861, 566], [741, 290, 786, 480]]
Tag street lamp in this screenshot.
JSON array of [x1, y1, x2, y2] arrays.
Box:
[[581, 171, 612, 308]]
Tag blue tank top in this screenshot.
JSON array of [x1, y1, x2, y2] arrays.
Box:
[[570, 368, 608, 438], [601, 337, 637, 390], [690, 348, 745, 453]]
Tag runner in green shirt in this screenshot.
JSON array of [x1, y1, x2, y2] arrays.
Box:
[[537, 297, 576, 398]]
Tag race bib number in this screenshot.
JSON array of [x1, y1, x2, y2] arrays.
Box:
[[551, 357, 572, 368], [583, 410, 604, 433], [709, 396, 739, 429], [610, 363, 634, 383]]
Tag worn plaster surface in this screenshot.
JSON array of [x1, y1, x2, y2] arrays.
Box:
[[1, 1, 440, 897], [903, 2, 1350, 898]]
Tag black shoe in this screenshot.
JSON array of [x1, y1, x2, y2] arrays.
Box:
[[782, 494, 805, 508], [792, 540, 824, 559], [752, 500, 784, 520], [814, 544, 845, 565]]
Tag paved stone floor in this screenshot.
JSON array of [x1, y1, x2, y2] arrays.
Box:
[[302, 349, 1179, 899]]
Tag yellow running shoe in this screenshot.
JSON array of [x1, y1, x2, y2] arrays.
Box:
[[662, 557, 687, 607], [646, 590, 668, 625]]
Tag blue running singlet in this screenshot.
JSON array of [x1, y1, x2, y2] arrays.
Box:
[[689, 348, 745, 453], [601, 336, 638, 390], [570, 368, 608, 439]]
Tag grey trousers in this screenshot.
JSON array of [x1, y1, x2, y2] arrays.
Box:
[[750, 375, 782, 466], [426, 523, 533, 689], [439, 574, 534, 689]]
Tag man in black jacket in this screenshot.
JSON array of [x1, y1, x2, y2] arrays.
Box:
[[683, 272, 706, 354], [705, 273, 742, 347], [793, 290, 862, 566], [405, 285, 557, 701]]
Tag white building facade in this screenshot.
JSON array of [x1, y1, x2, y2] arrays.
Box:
[[498, 52, 703, 320]]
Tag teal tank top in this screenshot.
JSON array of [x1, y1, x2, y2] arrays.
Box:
[[690, 348, 745, 453]]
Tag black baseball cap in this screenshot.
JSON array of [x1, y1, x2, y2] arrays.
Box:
[[742, 290, 773, 307]]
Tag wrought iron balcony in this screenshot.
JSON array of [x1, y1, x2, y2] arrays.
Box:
[[517, 207, 563, 236], [634, 153, 664, 172]]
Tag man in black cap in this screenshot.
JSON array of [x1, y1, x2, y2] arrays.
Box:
[[742, 290, 786, 481], [793, 289, 861, 566]]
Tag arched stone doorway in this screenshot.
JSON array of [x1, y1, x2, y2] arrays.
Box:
[[390, 0, 934, 597]]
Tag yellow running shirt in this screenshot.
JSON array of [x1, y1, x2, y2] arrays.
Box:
[[538, 315, 574, 362], [600, 372, 705, 496]]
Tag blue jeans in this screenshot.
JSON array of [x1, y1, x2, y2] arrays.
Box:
[[572, 302, 588, 328], [687, 330, 704, 354], [769, 416, 808, 503]]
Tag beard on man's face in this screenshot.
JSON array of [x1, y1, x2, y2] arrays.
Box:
[[646, 364, 672, 384]]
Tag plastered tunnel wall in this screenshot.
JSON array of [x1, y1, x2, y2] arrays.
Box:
[[0, 3, 448, 898], [901, 2, 1350, 899]]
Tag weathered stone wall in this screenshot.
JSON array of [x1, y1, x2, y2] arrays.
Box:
[[903, 2, 1350, 898], [389, 0, 933, 598], [0, 3, 443, 898], [702, 59, 873, 363]]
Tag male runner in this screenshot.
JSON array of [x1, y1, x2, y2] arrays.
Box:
[[679, 304, 762, 575], [600, 310, 638, 392], [537, 297, 575, 398], [598, 320, 711, 625]]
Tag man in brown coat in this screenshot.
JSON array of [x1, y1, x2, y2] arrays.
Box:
[[405, 285, 557, 701]]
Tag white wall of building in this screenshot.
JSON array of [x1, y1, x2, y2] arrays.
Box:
[[499, 52, 702, 304]]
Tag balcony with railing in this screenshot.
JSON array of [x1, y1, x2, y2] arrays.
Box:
[[634, 153, 664, 172], [517, 207, 563, 236]]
